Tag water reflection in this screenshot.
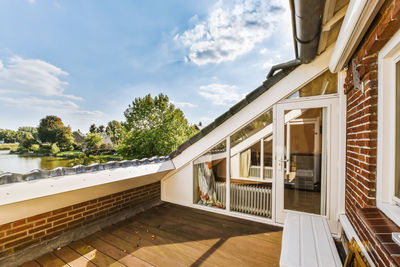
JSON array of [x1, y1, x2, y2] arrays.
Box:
[[0, 150, 73, 173]]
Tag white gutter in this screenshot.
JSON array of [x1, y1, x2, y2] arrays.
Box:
[[329, 0, 384, 73]]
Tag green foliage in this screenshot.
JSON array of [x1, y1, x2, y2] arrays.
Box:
[[56, 126, 74, 151], [117, 93, 198, 159], [84, 133, 103, 154], [106, 120, 125, 145], [19, 135, 37, 150], [38, 116, 74, 151], [98, 125, 105, 133], [38, 116, 65, 143], [51, 143, 60, 154], [30, 144, 40, 152], [89, 124, 97, 134]]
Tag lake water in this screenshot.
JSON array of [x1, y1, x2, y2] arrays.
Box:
[[0, 150, 73, 174]]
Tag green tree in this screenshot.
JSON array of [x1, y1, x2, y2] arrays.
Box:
[[117, 93, 198, 159], [84, 133, 103, 154], [106, 120, 125, 145], [98, 125, 105, 133], [38, 116, 65, 144], [89, 124, 98, 134], [51, 143, 60, 154], [19, 135, 37, 150], [56, 126, 74, 151]]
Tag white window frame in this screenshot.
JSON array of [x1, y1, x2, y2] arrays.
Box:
[[377, 28, 400, 226]]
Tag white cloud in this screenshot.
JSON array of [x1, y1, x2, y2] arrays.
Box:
[[171, 101, 197, 108], [0, 55, 104, 130], [27, 0, 35, 3], [0, 96, 79, 110], [175, 0, 288, 65], [0, 56, 82, 100], [199, 83, 245, 106]]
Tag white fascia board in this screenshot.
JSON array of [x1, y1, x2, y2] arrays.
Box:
[[0, 160, 174, 206], [329, 0, 384, 73], [172, 45, 334, 170]]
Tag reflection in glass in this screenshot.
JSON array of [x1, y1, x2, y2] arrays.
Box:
[[286, 70, 337, 99], [240, 141, 261, 178], [231, 109, 273, 148], [283, 108, 326, 215], [193, 140, 226, 209]]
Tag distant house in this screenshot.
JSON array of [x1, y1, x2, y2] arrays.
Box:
[[98, 132, 113, 145], [1, 0, 400, 266], [72, 131, 85, 145]]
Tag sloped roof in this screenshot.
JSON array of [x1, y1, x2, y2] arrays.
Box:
[[169, 66, 297, 159]]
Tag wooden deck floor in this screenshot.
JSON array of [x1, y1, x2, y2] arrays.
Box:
[[21, 203, 283, 267]]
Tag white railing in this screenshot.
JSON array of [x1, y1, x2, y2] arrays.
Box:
[[215, 182, 272, 218], [249, 166, 273, 180]]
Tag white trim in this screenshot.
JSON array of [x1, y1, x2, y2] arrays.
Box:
[[339, 214, 376, 267], [0, 161, 174, 206], [377, 28, 400, 225], [275, 96, 339, 225], [337, 71, 347, 217], [329, 0, 384, 73]]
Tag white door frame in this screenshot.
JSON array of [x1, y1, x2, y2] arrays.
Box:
[[274, 96, 339, 224]]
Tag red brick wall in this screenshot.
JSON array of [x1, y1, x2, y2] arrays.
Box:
[[344, 0, 400, 265], [0, 181, 160, 258]]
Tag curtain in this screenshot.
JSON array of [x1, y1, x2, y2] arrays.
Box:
[[240, 149, 251, 178], [197, 162, 222, 207]]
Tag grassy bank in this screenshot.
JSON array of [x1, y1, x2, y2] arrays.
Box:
[[0, 143, 18, 151]]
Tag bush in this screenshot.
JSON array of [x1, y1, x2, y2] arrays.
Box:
[[30, 144, 40, 152], [51, 143, 60, 154]]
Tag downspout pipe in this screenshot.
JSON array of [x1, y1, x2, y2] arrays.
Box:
[[291, 0, 325, 63], [267, 59, 301, 78]]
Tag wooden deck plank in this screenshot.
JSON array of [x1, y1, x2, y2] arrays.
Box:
[[19, 260, 41, 267], [108, 225, 195, 267], [35, 253, 69, 267], [68, 239, 125, 267], [122, 221, 242, 266], [24, 203, 283, 267], [128, 213, 281, 266], [53, 246, 97, 267], [83, 234, 153, 267]]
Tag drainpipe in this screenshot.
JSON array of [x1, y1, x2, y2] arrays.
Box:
[[266, 0, 324, 78], [266, 59, 301, 78], [291, 0, 325, 63]]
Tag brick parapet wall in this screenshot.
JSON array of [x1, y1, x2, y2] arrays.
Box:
[[344, 0, 400, 266], [0, 181, 160, 259]]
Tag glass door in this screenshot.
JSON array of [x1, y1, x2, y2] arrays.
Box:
[[275, 99, 330, 223]]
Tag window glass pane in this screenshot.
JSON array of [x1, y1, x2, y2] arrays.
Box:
[[396, 61, 400, 198], [283, 107, 327, 215], [240, 141, 261, 178], [230, 109, 273, 148], [286, 70, 337, 99], [193, 140, 226, 209], [263, 134, 273, 180]]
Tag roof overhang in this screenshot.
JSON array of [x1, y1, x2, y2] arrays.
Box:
[[329, 0, 384, 72]]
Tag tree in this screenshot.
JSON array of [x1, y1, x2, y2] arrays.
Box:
[[38, 116, 65, 144], [106, 120, 125, 145], [117, 93, 198, 159], [51, 143, 60, 154], [98, 125, 105, 133], [84, 133, 103, 154], [89, 124, 98, 134], [56, 126, 74, 151], [19, 135, 37, 150]]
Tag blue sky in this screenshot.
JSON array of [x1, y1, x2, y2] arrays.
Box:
[[0, 0, 294, 132]]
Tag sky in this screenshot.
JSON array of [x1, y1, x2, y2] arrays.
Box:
[[0, 0, 294, 133]]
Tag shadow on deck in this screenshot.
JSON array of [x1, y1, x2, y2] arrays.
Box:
[[21, 203, 283, 267]]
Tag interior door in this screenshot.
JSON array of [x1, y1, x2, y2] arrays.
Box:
[[275, 98, 334, 224]]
